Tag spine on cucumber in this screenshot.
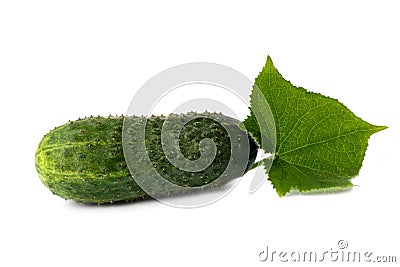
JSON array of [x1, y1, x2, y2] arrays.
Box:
[[35, 112, 258, 204]]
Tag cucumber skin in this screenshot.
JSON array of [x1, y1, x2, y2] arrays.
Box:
[[35, 114, 258, 204]]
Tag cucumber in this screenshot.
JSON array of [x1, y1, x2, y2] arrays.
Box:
[[35, 113, 258, 204]]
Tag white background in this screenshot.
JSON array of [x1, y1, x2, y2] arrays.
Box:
[[1, 1, 399, 266]]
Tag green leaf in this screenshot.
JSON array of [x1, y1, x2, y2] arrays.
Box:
[[244, 56, 387, 197]]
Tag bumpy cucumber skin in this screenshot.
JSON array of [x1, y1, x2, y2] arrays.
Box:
[[35, 113, 258, 204]]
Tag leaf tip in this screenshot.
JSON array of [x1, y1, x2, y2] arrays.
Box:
[[373, 125, 388, 133], [277, 191, 286, 198], [265, 55, 274, 67], [274, 185, 289, 198], [238, 122, 246, 131]]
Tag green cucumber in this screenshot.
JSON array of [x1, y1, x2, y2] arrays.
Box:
[[35, 113, 258, 204]]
